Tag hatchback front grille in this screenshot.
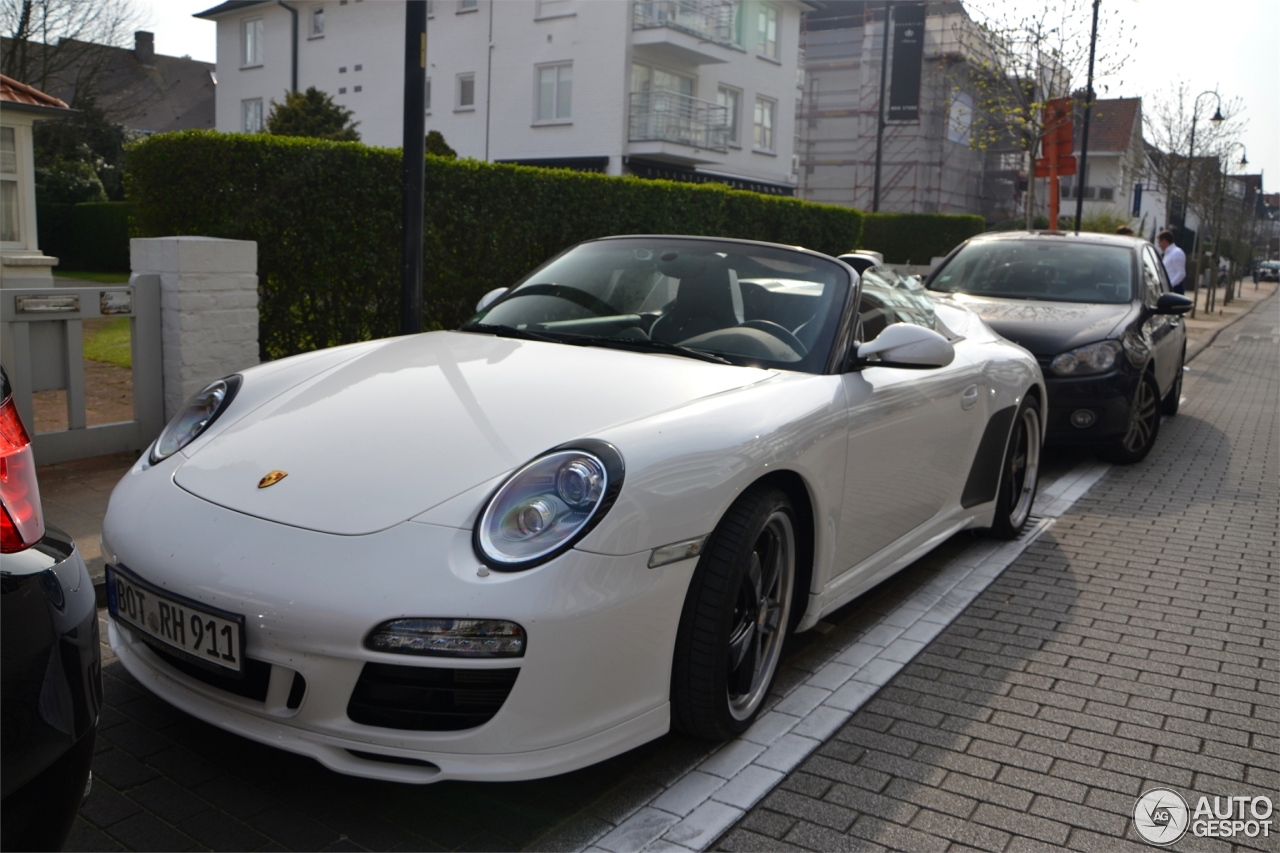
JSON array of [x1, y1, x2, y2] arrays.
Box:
[[346, 663, 519, 731]]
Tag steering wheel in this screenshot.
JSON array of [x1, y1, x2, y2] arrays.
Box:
[[739, 320, 807, 355], [501, 283, 621, 317]]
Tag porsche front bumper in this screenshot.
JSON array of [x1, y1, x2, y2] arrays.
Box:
[[103, 470, 696, 784]]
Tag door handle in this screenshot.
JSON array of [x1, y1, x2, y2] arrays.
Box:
[[961, 384, 980, 410]]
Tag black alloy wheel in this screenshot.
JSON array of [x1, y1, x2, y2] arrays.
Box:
[[1161, 347, 1185, 416], [988, 395, 1042, 540], [1101, 372, 1161, 464], [672, 486, 796, 739]]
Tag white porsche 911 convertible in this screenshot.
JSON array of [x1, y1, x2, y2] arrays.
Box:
[[102, 236, 1044, 784]]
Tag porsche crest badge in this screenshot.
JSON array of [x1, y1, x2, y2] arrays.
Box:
[[258, 470, 288, 489]]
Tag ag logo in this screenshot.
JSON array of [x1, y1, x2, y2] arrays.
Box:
[[1134, 788, 1190, 846]]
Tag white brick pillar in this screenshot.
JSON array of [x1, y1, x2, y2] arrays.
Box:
[[130, 237, 259, 421]]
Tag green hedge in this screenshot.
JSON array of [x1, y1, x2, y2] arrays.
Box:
[[126, 131, 864, 360], [859, 212, 986, 264], [36, 201, 133, 271]]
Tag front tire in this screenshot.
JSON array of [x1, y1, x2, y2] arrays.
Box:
[[671, 486, 796, 740], [988, 395, 1042, 540], [1101, 372, 1161, 464]]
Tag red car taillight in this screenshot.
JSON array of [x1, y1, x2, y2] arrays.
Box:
[[0, 394, 44, 553]]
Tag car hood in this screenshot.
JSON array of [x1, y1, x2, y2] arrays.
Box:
[[940, 293, 1137, 356], [174, 331, 774, 535]]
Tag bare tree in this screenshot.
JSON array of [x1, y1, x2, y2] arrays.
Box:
[[947, 0, 1132, 226], [1, 0, 143, 104], [1142, 80, 1245, 232]]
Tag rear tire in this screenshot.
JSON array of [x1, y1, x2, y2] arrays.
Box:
[[1100, 372, 1161, 464], [988, 395, 1041, 540], [671, 486, 796, 740]]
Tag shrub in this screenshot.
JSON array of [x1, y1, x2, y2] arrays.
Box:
[[37, 201, 132, 271], [72, 202, 133, 271], [126, 131, 864, 359], [36, 160, 108, 204], [859, 212, 986, 264]]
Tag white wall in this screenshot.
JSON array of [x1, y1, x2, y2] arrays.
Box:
[[208, 0, 802, 187]]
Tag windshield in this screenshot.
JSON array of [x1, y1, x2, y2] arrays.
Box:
[[462, 237, 852, 373], [929, 240, 1136, 304]]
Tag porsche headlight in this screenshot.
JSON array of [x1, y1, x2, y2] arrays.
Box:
[[475, 443, 623, 570], [1050, 341, 1123, 377], [150, 376, 241, 464]]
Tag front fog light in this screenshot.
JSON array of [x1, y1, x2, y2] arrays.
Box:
[[366, 619, 526, 658], [1071, 409, 1096, 428]]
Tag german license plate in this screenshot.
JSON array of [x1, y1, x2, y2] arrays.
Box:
[[107, 565, 245, 675]]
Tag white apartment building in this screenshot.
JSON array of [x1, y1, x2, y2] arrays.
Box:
[[195, 0, 807, 194]]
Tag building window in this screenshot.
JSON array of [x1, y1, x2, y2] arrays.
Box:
[[310, 6, 324, 37], [242, 98, 264, 132], [425, 78, 432, 112], [1, 126, 19, 244], [1098, 187, 1114, 201], [457, 73, 475, 109], [732, 3, 746, 46], [536, 62, 572, 122], [753, 96, 775, 152], [459, 0, 477, 10], [717, 86, 741, 146], [427, 0, 434, 16], [241, 17, 263, 66], [535, 0, 573, 18], [757, 5, 778, 59]]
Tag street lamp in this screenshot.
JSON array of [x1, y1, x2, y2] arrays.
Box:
[[1211, 142, 1248, 308], [1181, 90, 1224, 318]]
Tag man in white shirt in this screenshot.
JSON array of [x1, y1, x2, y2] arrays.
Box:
[[1158, 229, 1187, 294]]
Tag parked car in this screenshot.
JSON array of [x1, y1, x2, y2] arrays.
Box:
[[1257, 261, 1280, 282], [1, 367, 101, 851], [926, 231, 1192, 463], [100, 236, 1044, 784], [836, 250, 884, 275]]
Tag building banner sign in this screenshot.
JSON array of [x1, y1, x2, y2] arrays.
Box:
[[888, 3, 927, 123]]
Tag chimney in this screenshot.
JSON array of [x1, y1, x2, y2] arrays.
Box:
[[135, 31, 155, 66]]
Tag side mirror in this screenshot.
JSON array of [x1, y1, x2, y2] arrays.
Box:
[[1153, 292, 1193, 315], [856, 323, 955, 369], [475, 287, 508, 313]]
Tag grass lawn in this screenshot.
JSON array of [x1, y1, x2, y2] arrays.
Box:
[[56, 270, 130, 284], [83, 318, 132, 369]]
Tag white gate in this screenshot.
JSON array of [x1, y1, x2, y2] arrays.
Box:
[[1, 274, 163, 465]]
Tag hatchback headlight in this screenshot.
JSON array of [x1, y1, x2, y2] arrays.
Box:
[[1050, 341, 1123, 377], [150, 376, 241, 463], [474, 442, 624, 570]]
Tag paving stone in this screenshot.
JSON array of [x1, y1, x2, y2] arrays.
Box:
[[176, 810, 271, 852]]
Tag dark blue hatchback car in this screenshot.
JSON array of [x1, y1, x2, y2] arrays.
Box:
[[926, 232, 1192, 464]]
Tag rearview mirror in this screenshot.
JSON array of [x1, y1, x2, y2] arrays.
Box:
[[476, 288, 508, 313], [856, 323, 955, 369], [1153, 292, 1193, 315]]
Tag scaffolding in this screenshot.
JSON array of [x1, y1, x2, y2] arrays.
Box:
[[796, 0, 1027, 224]]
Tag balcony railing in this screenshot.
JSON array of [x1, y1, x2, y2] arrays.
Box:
[[629, 89, 729, 152], [632, 0, 736, 46]]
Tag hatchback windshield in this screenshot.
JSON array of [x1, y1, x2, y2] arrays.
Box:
[[929, 240, 1135, 304], [462, 238, 852, 373]]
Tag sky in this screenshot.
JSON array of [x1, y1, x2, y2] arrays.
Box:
[[137, 0, 1279, 185]]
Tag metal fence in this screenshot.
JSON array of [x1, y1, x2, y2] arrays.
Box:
[[629, 90, 730, 152], [631, 0, 736, 45]]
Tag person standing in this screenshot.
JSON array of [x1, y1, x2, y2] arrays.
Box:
[[1158, 230, 1187, 294]]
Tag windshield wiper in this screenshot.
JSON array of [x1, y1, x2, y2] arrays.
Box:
[[459, 322, 572, 345], [569, 335, 734, 366]]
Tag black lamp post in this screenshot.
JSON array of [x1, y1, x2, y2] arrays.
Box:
[[1181, 90, 1223, 319]]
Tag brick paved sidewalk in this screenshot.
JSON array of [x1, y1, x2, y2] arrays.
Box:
[[716, 299, 1279, 852]]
